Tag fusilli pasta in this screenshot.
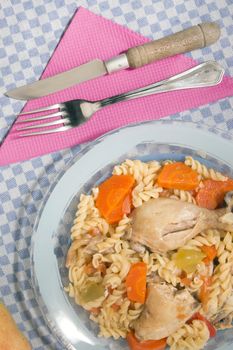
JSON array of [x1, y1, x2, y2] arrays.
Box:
[[167, 320, 210, 350], [65, 157, 233, 348], [185, 156, 227, 181]]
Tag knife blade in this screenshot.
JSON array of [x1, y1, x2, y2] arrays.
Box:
[[5, 22, 220, 100]]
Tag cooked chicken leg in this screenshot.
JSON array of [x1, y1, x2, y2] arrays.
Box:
[[131, 198, 233, 253], [134, 283, 200, 340]]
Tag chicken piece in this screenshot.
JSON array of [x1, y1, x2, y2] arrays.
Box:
[[131, 198, 233, 253], [134, 283, 200, 340]]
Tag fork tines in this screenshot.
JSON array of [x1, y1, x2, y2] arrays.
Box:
[[19, 103, 61, 115], [17, 103, 72, 136]]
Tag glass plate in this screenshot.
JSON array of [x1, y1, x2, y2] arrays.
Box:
[[31, 120, 233, 350]]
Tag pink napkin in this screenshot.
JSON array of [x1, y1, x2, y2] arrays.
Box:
[[1, 7, 233, 166]]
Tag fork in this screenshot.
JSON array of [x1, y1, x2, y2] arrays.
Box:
[[17, 61, 224, 137]]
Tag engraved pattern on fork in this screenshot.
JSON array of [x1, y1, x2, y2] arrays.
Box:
[[17, 61, 224, 137]]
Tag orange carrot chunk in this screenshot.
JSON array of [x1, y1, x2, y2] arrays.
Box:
[[196, 188, 222, 210], [201, 245, 217, 264], [157, 162, 199, 191], [104, 192, 132, 224], [180, 277, 192, 286], [127, 332, 167, 350], [96, 175, 135, 224], [221, 178, 233, 192], [196, 179, 233, 209], [126, 262, 147, 304]]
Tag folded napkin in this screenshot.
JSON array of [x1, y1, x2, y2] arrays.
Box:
[[1, 7, 233, 166]]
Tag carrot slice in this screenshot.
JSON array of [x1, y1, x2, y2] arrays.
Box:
[[196, 179, 233, 209], [96, 175, 135, 224], [126, 262, 147, 304], [104, 192, 133, 224], [201, 245, 217, 264], [157, 162, 199, 190], [127, 332, 167, 350]]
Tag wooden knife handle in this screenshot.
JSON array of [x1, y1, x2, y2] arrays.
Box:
[[126, 22, 220, 68]]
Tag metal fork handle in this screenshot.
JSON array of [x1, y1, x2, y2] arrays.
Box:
[[100, 61, 224, 107]]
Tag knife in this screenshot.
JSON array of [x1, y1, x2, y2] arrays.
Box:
[[5, 22, 220, 100]]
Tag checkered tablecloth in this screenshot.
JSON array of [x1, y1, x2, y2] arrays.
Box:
[[0, 1, 233, 349]]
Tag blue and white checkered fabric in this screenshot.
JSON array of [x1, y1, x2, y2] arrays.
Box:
[[0, 0, 233, 349]]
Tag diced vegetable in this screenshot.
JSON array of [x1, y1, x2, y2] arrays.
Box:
[[179, 271, 192, 286], [97, 263, 107, 276], [88, 228, 100, 236], [180, 276, 192, 286], [96, 175, 135, 224], [201, 245, 217, 264], [196, 186, 223, 209], [188, 312, 216, 337], [157, 162, 199, 190], [84, 263, 96, 275], [196, 179, 233, 209], [90, 307, 101, 316], [107, 286, 114, 295], [111, 303, 121, 311], [221, 178, 233, 192], [172, 249, 206, 274], [127, 332, 167, 350], [126, 262, 147, 304], [80, 282, 104, 303], [199, 276, 212, 306]]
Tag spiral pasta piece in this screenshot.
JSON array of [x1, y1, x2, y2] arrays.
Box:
[[139, 250, 158, 275], [112, 159, 160, 183], [185, 156, 227, 181], [113, 159, 162, 207], [153, 253, 181, 286], [203, 232, 233, 318], [182, 229, 221, 251], [90, 296, 142, 339], [71, 192, 110, 239], [167, 320, 210, 350], [114, 215, 132, 239], [173, 189, 196, 204], [132, 183, 163, 207], [112, 159, 147, 183], [71, 194, 93, 238]]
